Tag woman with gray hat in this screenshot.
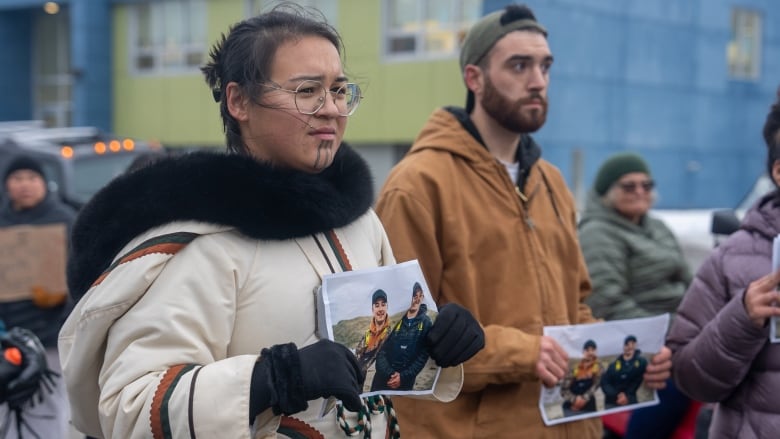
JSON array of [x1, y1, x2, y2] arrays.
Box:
[[578, 152, 691, 438]]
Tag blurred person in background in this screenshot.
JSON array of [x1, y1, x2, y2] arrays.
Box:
[[578, 152, 692, 438], [0, 155, 75, 438], [58, 5, 481, 438], [666, 87, 780, 438], [376, 4, 669, 438]]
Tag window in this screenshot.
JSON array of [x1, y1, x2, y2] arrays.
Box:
[[129, 0, 207, 75], [383, 0, 482, 60], [248, 0, 338, 26], [727, 8, 761, 80]]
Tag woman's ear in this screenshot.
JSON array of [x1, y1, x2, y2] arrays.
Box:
[[771, 159, 780, 187], [225, 82, 249, 122]]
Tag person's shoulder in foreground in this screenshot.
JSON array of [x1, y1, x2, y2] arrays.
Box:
[[667, 85, 780, 438]]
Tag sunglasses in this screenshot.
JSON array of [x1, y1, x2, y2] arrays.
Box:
[[617, 180, 655, 193]]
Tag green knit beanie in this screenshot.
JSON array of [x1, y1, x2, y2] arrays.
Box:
[[594, 153, 651, 195]]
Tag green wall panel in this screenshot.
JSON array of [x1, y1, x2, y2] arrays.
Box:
[[111, 0, 468, 147]]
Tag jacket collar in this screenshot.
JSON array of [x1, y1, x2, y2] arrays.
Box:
[[444, 106, 541, 190], [68, 144, 374, 298]]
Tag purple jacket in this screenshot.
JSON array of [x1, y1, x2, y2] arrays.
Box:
[[667, 190, 780, 438]]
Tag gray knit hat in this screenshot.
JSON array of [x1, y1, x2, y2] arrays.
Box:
[[593, 153, 651, 195], [459, 5, 547, 73], [4, 155, 45, 183]]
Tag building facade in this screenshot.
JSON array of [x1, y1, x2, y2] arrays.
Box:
[[1, 0, 778, 208]]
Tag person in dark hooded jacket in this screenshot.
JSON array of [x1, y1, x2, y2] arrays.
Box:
[[0, 154, 76, 438], [602, 335, 647, 408], [372, 282, 433, 391]]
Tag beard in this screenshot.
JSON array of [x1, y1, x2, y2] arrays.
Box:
[[481, 74, 547, 133]]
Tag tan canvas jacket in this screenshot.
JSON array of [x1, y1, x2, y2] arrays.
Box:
[[376, 108, 600, 438]]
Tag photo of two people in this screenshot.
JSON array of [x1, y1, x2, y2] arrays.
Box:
[[320, 260, 441, 396], [540, 314, 669, 426]]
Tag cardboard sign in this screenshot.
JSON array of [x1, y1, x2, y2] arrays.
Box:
[[0, 224, 67, 302]]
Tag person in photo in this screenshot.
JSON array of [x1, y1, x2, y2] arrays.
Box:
[[602, 335, 648, 408], [354, 289, 392, 376], [560, 339, 602, 416]]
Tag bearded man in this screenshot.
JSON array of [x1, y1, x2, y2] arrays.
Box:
[[375, 4, 671, 438]]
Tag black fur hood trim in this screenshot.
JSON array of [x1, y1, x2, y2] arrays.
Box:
[[68, 144, 374, 298]]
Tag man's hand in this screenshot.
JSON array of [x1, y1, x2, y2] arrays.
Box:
[[744, 270, 780, 328], [571, 396, 587, 411], [536, 336, 568, 388], [643, 346, 672, 390], [616, 392, 628, 406], [387, 372, 401, 389]]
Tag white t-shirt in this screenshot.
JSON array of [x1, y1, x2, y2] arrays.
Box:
[[500, 159, 519, 183]]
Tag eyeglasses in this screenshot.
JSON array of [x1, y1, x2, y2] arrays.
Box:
[[617, 180, 655, 193], [261, 80, 362, 116]]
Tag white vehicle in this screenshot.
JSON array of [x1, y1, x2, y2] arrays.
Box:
[[653, 174, 774, 271]]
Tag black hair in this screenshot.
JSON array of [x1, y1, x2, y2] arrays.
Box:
[[465, 4, 543, 113], [764, 86, 780, 184], [201, 2, 344, 154]]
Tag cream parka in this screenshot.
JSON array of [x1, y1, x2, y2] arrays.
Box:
[[59, 148, 462, 439], [376, 108, 600, 438]]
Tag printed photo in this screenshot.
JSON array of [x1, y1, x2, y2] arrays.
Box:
[[770, 234, 780, 343], [539, 314, 670, 426], [320, 260, 441, 397]]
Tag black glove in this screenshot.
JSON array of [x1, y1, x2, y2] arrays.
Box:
[[249, 340, 363, 420], [427, 303, 485, 368], [1, 327, 58, 409], [0, 345, 23, 404]]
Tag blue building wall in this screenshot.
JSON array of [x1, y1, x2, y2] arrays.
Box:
[[0, 0, 111, 131], [0, 9, 33, 121], [70, 0, 112, 130], [484, 0, 780, 208]]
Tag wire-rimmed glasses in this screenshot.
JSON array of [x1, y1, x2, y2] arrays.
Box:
[[261, 80, 362, 116]]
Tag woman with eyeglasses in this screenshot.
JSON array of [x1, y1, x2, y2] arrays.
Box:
[[578, 152, 692, 438], [58, 5, 481, 439]]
